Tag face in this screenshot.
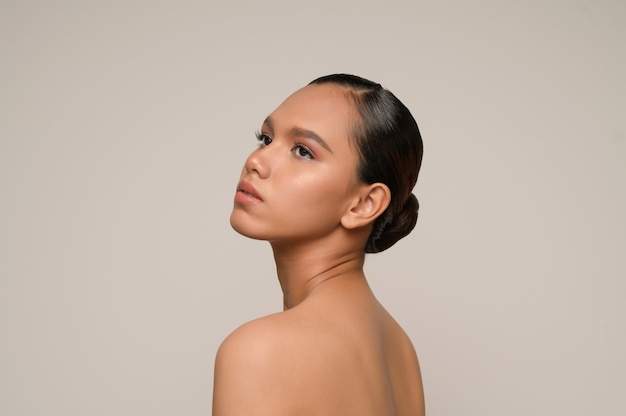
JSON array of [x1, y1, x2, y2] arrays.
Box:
[[230, 83, 363, 245]]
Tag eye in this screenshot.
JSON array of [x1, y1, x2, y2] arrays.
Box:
[[292, 144, 314, 160], [255, 131, 272, 146]]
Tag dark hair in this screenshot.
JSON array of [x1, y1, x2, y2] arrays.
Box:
[[309, 74, 423, 253]]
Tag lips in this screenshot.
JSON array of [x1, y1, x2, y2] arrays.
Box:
[[235, 180, 263, 203]]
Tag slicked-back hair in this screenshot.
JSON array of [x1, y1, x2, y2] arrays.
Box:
[[309, 74, 423, 253]]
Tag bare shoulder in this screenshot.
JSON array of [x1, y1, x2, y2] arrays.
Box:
[[215, 311, 311, 365], [216, 313, 287, 360], [213, 303, 424, 415], [212, 313, 316, 416]]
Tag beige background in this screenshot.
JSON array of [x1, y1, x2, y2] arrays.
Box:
[[1, 1, 624, 415]]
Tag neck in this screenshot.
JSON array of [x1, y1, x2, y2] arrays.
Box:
[[270, 240, 366, 310]]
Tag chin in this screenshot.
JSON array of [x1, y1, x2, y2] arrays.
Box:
[[229, 211, 267, 240]]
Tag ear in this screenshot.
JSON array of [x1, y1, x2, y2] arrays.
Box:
[[341, 183, 391, 230]]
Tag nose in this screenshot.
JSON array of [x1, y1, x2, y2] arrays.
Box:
[[244, 146, 270, 179]]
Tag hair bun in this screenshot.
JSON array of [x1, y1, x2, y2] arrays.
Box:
[[365, 194, 419, 253]]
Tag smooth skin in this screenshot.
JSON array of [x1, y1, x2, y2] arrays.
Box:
[[213, 84, 424, 416]]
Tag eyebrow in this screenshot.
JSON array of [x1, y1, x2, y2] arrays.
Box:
[[263, 116, 333, 154]]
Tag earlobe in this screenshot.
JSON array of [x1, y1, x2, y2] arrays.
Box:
[[341, 183, 391, 230]]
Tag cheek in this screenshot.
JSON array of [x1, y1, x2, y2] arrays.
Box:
[[230, 167, 357, 241], [278, 170, 353, 216]]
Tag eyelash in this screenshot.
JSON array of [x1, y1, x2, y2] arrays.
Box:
[[255, 131, 272, 146], [254, 131, 315, 160]]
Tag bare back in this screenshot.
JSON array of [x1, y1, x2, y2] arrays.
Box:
[[213, 276, 424, 416]]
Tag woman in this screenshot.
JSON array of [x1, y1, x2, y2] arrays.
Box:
[[213, 74, 424, 415]]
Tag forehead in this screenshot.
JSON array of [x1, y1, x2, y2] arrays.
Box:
[[268, 84, 357, 138]]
